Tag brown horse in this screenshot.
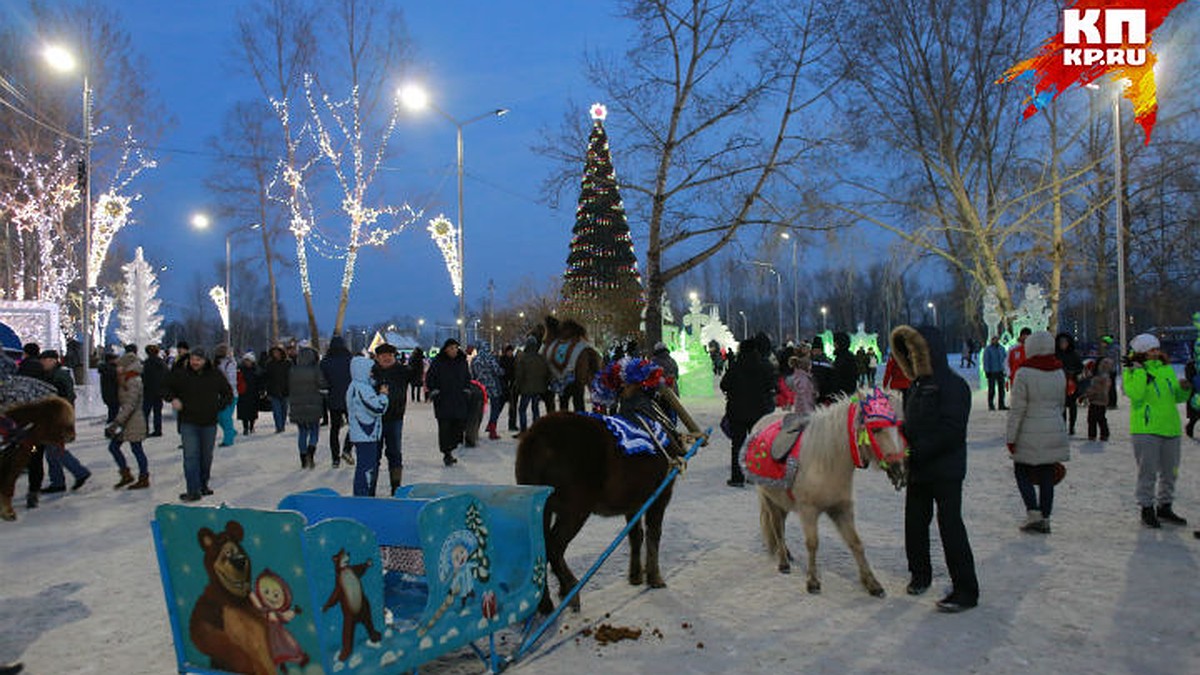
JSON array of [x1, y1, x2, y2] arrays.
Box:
[[515, 388, 702, 613], [748, 388, 907, 596], [538, 316, 603, 412], [1, 397, 76, 521]]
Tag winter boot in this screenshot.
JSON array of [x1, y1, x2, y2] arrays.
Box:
[[341, 449, 355, 466], [307, 446, 317, 469], [127, 474, 150, 490], [25, 491, 38, 509], [1141, 506, 1162, 529], [71, 470, 91, 491], [1019, 509, 1042, 532], [487, 422, 500, 440], [1157, 504, 1187, 526], [389, 467, 404, 495], [113, 467, 135, 489]]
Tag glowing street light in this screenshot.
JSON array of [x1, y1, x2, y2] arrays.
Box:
[[737, 310, 748, 340], [780, 231, 798, 342], [192, 213, 259, 346], [820, 306, 828, 332], [927, 301, 938, 326], [44, 44, 93, 372], [400, 83, 508, 343]]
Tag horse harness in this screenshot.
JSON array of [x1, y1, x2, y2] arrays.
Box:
[[847, 388, 907, 470]]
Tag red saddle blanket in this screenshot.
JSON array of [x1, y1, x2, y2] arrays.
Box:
[[743, 419, 801, 483]]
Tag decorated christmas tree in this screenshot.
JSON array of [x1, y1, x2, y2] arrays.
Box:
[[559, 103, 644, 345], [115, 247, 165, 349]]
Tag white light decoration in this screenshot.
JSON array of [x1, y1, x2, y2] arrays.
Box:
[[87, 127, 156, 286], [427, 215, 462, 297], [208, 285, 229, 332], [0, 140, 82, 343], [590, 102, 608, 121], [91, 288, 115, 348], [115, 247, 164, 348], [301, 73, 420, 327]]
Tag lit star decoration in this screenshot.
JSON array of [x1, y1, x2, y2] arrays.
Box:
[[560, 104, 645, 343], [427, 215, 462, 297], [997, 0, 1190, 144], [208, 285, 229, 332], [87, 126, 156, 286]]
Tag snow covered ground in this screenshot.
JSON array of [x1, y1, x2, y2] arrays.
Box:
[[3, 367, 1200, 674]]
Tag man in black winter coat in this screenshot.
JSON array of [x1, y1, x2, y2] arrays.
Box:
[[425, 338, 471, 466], [829, 331, 859, 400], [98, 352, 120, 423], [890, 324, 979, 613], [372, 343, 410, 489], [720, 338, 777, 487], [142, 345, 167, 436]]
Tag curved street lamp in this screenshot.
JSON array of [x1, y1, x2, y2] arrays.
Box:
[[400, 83, 508, 344]]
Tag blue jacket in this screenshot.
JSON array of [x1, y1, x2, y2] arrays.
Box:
[[346, 356, 388, 443], [982, 342, 1006, 374]]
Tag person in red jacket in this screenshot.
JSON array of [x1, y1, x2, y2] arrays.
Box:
[[1007, 327, 1033, 387]]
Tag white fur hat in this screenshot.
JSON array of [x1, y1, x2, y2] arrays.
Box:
[[1129, 333, 1160, 354]]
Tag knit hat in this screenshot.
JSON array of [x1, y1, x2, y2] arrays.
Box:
[[242, 351, 256, 363], [1129, 333, 1159, 354], [441, 338, 460, 350], [1024, 331, 1055, 358], [189, 347, 208, 360], [374, 343, 398, 355]]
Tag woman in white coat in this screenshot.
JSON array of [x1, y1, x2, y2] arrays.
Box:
[[1005, 330, 1069, 533]]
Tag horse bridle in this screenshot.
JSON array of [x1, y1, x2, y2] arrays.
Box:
[[846, 387, 908, 470]]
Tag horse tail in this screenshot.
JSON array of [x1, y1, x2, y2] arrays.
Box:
[[758, 490, 787, 557]]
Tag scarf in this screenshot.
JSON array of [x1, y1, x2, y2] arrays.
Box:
[[1022, 354, 1063, 371]]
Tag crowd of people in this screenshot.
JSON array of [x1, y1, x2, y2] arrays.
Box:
[[7, 320, 1199, 618], [6, 330, 568, 507]]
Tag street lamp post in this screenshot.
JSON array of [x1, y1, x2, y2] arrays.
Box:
[[820, 306, 828, 333], [737, 310, 748, 340], [781, 231, 798, 342], [927, 301, 938, 327], [193, 214, 259, 347], [44, 45, 91, 376], [400, 84, 507, 344], [1085, 82, 1128, 357], [751, 261, 783, 347]]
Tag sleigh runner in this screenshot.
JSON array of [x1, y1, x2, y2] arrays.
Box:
[[152, 483, 551, 674]]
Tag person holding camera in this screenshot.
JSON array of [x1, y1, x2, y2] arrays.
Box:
[[106, 353, 150, 490], [1124, 333, 1193, 528]]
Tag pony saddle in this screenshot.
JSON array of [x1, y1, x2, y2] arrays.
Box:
[[580, 411, 671, 457]]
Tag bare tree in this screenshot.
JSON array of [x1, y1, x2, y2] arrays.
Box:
[[541, 0, 840, 345], [234, 0, 321, 345], [302, 0, 417, 336], [205, 99, 290, 345]]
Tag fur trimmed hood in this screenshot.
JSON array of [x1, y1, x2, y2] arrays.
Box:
[[890, 325, 949, 381]]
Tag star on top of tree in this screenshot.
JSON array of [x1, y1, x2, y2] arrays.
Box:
[[590, 103, 608, 121]]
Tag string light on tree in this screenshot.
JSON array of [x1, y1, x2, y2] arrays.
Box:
[[86, 127, 156, 286], [559, 103, 644, 344], [302, 73, 421, 332], [427, 215, 462, 297]]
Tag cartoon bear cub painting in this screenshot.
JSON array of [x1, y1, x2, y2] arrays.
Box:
[[323, 548, 382, 661], [190, 520, 274, 675]]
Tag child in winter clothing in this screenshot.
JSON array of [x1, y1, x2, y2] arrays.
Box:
[[1082, 358, 1112, 441], [346, 356, 388, 497], [1123, 334, 1192, 528]]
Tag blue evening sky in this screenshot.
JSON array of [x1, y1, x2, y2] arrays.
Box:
[[60, 1, 636, 333]]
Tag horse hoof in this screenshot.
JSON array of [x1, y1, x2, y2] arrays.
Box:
[[629, 572, 644, 586], [648, 578, 666, 589], [1, 512, 14, 522], [806, 582, 821, 594], [869, 587, 886, 598], [778, 564, 791, 574]]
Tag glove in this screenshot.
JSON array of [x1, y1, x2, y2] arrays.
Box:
[[104, 423, 123, 440], [1006, 442, 1015, 455]]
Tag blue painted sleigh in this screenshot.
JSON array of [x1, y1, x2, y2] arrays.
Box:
[[151, 483, 551, 674]]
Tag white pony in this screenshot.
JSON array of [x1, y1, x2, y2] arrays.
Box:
[[744, 387, 907, 596]]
